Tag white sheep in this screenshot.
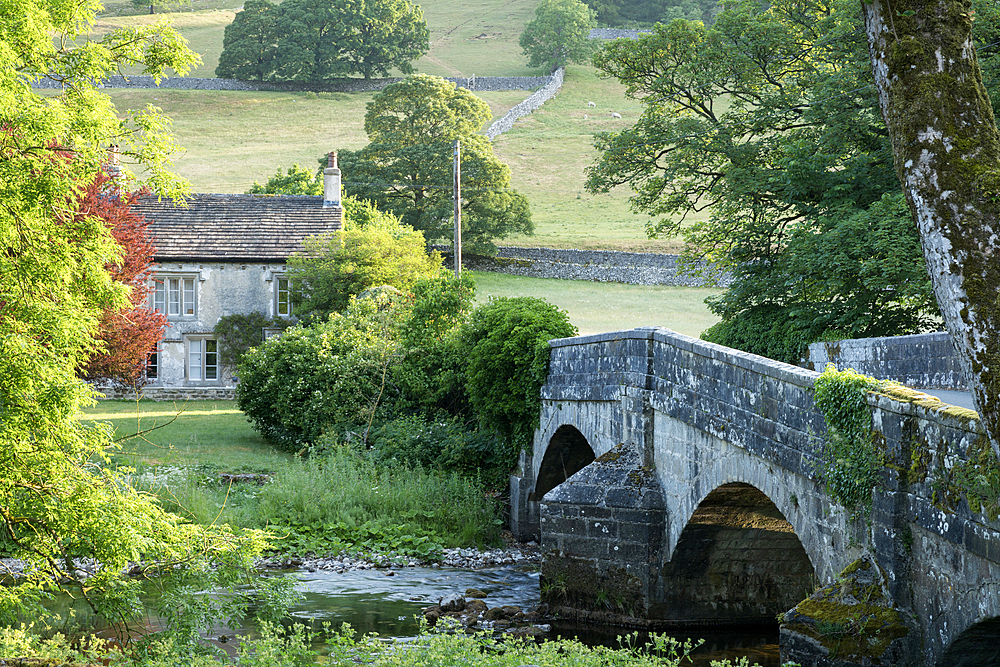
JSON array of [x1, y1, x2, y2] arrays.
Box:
[[587, 101, 596, 108], [611, 111, 622, 119]]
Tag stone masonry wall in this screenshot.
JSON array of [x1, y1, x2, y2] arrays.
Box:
[[447, 246, 727, 286], [485, 67, 564, 140], [32, 73, 553, 93], [525, 325, 1000, 663], [803, 331, 964, 389]]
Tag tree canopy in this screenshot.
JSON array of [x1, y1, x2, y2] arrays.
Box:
[[586, 0, 1000, 361], [582, 0, 719, 26], [0, 0, 276, 627], [78, 173, 167, 387], [216, 0, 429, 80], [519, 0, 598, 73], [337, 75, 533, 254]]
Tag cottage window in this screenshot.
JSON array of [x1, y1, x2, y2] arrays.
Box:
[[187, 337, 219, 382], [146, 347, 159, 381], [276, 277, 291, 317], [152, 274, 197, 318]]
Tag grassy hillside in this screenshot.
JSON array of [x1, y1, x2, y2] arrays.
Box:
[[92, 0, 683, 252]]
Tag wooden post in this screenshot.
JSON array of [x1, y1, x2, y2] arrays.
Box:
[[453, 139, 462, 278]]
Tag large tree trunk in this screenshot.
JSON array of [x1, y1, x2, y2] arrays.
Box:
[[863, 0, 1000, 455]]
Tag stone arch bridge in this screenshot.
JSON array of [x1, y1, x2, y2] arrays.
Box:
[[509, 327, 1000, 666]]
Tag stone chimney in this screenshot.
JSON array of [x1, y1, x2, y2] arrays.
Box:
[[107, 144, 121, 182], [323, 151, 341, 208]]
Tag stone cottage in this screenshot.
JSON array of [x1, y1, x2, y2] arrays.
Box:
[[134, 154, 343, 397]]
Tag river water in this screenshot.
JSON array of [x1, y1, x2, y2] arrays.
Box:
[[278, 564, 781, 667], [52, 563, 779, 665]]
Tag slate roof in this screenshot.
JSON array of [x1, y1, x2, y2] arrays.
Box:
[[138, 193, 343, 262]]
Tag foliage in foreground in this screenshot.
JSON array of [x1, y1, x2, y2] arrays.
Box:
[[0, 620, 770, 667]]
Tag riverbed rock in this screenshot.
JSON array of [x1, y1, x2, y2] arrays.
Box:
[[466, 599, 488, 614], [466, 588, 488, 598], [779, 554, 919, 666], [440, 594, 466, 612]]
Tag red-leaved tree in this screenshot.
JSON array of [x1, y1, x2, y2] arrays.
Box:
[[78, 172, 166, 386]]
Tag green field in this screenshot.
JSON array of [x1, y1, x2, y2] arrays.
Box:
[[89, 0, 680, 252], [473, 272, 719, 337]]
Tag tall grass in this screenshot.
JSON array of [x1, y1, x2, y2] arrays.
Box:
[[129, 448, 503, 555]]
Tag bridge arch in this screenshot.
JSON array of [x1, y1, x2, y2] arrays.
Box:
[[939, 617, 1000, 666], [531, 425, 595, 501], [658, 482, 815, 622]]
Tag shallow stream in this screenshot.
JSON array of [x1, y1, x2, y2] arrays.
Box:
[[278, 564, 780, 666]]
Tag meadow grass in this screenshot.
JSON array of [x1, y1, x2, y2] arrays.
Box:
[[472, 271, 721, 338], [88, 0, 674, 251], [95, 0, 542, 79], [82, 399, 290, 470]]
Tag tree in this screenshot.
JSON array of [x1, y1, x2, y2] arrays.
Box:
[[287, 198, 444, 318], [216, 0, 428, 81], [78, 173, 167, 387], [585, 1, 999, 360], [862, 0, 1000, 456], [338, 0, 429, 79], [582, 0, 719, 26], [249, 163, 323, 195], [338, 74, 533, 254], [215, 0, 279, 80], [0, 0, 277, 630], [519, 0, 598, 73]]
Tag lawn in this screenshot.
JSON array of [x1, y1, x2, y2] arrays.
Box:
[[82, 400, 290, 471], [472, 271, 720, 338]]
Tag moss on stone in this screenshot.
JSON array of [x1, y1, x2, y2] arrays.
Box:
[[595, 443, 627, 464], [782, 556, 910, 662]]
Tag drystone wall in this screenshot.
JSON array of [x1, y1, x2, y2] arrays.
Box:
[[485, 68, 564, 140], [804, 331, 964, 389], [588, 28, 651, 40], [97, 385, 235, 401], [31, 74, 552, 93], [448, 246, 727, 286]]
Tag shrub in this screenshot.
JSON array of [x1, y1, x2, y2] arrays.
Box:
[[235, 295, 405, 449], [214, 312, 291, 368], [461, 297, 577, 452], [370, 414, 510, 491], [394, 274, 477, 417], [287, 200, 443, 319]]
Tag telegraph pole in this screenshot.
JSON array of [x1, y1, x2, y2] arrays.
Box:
[[453, 139, 462, 278]]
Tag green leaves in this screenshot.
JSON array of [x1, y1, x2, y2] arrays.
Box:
[[519, 0, 598, 73], [338, 75, 533, 253], [813, 365, 884, 517], [215, 0, 428, 81]]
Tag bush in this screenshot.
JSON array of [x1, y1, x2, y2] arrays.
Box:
[[287, 200, 443, 319], [370, 414, 510, 491], [214, 312, 291, 368], [700, 303, 829, 365], [461, 297, 577, 452], [235, 295, 405, 449], [394, 274, 477, 417]]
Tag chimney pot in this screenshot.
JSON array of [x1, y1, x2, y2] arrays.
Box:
[[324, 149, 341, 209]]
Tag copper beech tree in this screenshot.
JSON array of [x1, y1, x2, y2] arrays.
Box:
[[862, 0, 1000, 455], [79, 172, 166, 386]]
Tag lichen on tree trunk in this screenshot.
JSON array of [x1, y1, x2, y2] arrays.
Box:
[[863, 0, 1000, 457]]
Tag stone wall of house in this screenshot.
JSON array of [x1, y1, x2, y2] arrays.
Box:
[[150, 261, 289, 388], [588, 28, 651, 40], [803, 331, 965, 389], [447, 246, 728, 286]]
